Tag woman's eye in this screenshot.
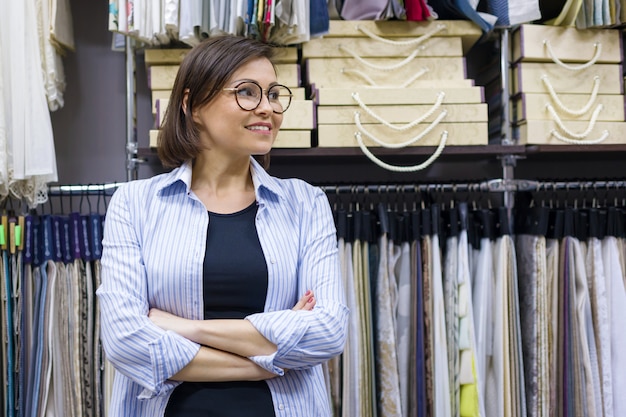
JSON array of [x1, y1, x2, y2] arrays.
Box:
[[237, 86, 258, 98]]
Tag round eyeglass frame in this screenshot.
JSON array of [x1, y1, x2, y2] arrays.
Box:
[[223, 81, 293, 114]]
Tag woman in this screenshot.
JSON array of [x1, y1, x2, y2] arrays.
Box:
[[96, 35, 348, 416]]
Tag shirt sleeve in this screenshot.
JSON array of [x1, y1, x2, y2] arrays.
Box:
[[246, 189, 349, 374], [96, 185, 200, 398]]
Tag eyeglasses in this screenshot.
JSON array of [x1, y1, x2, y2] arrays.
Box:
[[223, 81, 293, 114]]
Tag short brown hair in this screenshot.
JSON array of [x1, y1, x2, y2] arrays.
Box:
[[157, 35, 277, 169]]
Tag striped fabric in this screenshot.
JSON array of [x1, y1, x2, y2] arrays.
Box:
[[97, 158, 349, 417]]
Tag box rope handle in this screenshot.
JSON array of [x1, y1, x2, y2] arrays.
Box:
[[351, 91, 446, 130], [541, 74, 600, 116], [543, 39, 602, 71], [351, 91, 448, 171], [355, 23, 447, 46], [341, 67, 429, 88], [546, 103, 609, 144], [338, 43, 425, 71], [353, 109, 448, 147], [354, 130, 448, 172]]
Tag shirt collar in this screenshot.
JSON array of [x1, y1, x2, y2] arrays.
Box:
[[157, 158, 285, 202]]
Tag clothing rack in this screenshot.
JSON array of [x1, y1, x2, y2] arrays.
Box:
[[319, 179, 626, 195], [47, 182, 125, 196], [45, 179, 625, 199]]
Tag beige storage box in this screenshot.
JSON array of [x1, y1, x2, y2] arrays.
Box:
[[314, 86, 484, 106], [144, 46, 299, 65], [316, 87, 488, 148], [514, 120, 626, 145], [317, 123, 488, 147], [511, 93, 625, 123], [323, 20, 482, 53], [512, 24, 622, 64], [510, 62, 623, 95], [272, 131, 312, 148], [305, 57, 467, 88], [302, 36, 464, 59], [318, 103, 487, 124], [149, 63, 301, 90]]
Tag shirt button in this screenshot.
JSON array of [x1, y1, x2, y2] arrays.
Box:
[[270, 259, 276, 264], [278, 404, 285, 410]]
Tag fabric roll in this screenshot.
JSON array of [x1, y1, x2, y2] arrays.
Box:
[[587, 237, 614, 417], [516, 234, 548, 417], [571, 237, 602, 417], [422, 235, 434, 417], [443, 234, 459, 417], [545, 238, 559, 416], [396, 240, 412, 417], [431, 227, 451, 417], [601, 236, 626, 417], [472, 235, 495, 417], [340, 237, 359, 417], [375, 228, 402, 417]]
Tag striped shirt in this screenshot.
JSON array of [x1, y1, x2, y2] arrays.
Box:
[[96, 158, 349, 417]]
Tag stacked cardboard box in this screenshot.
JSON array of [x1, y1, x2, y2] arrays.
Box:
[[145, 46, 315, 148], [511, 24, 626, 145], [302, 20, 488, 158]]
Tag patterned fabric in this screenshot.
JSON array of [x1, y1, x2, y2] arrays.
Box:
[[421, 236, 434, 417], [374, 231, 402, 417], [97, 158, 348, 417]]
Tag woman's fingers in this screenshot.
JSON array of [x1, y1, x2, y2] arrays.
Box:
[[292, 290, 316, 311]]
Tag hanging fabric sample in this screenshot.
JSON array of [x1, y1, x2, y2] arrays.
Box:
[[0, 1, 59, 206]]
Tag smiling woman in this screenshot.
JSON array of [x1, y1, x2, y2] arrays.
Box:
[[96, 34, 348, 417]]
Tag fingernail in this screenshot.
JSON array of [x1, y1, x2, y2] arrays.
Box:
[[305, 290, 311, 296], [308, 296, 314, 303]]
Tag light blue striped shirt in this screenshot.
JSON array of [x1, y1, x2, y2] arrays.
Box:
[[97, 158, 349, 416]]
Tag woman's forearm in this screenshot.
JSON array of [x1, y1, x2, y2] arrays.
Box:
[[171, 345, 277, 382], [149, 291, 315, 358]]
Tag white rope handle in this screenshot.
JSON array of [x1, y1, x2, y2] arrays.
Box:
[[338, 44, 423, 71], [352, 91, 445, 130], [546, 103, 604, 139], [355, 23, 447, 46], [354, 110, 448, 148], [550, 129, 609, 144], [543, 39, 602, 71], [355, 130, 448, 172], [541, 75, 600, 116], [342, 67, 429, 88]]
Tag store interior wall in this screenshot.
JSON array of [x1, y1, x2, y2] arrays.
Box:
[[50, 0, 156, 186]]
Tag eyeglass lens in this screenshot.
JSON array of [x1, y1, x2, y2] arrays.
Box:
[[234, 82, 291, 113]]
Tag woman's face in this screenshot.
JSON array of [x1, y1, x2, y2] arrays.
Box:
[[191, 57, 283, 159]]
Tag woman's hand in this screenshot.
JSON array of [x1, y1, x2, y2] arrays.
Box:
[[292, 290, 316, 311]]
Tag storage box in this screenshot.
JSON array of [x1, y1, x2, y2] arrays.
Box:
[[144, 46, 299, 65], [149, 63, 301, 90], [511, 93, 625, 123], [273, 131, 312, 148], [514, 120, 626, 144], [305, 57, 467, 88], [317, 103, 488, 124], [512, 24, 622, 64], [324, 20, 482, 53], [317, 122, 488, 147], [510, 62, 623, 95], [313, 87, 484, 106], [302, 36, 463, 59]]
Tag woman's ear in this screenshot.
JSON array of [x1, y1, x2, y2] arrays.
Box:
[[182, 88, 190, 114]]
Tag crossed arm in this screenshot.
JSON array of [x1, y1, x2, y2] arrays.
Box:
[[148, 291, 316, 382]]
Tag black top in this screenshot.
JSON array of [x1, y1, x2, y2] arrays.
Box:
[[165, 202, 275, 417]]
